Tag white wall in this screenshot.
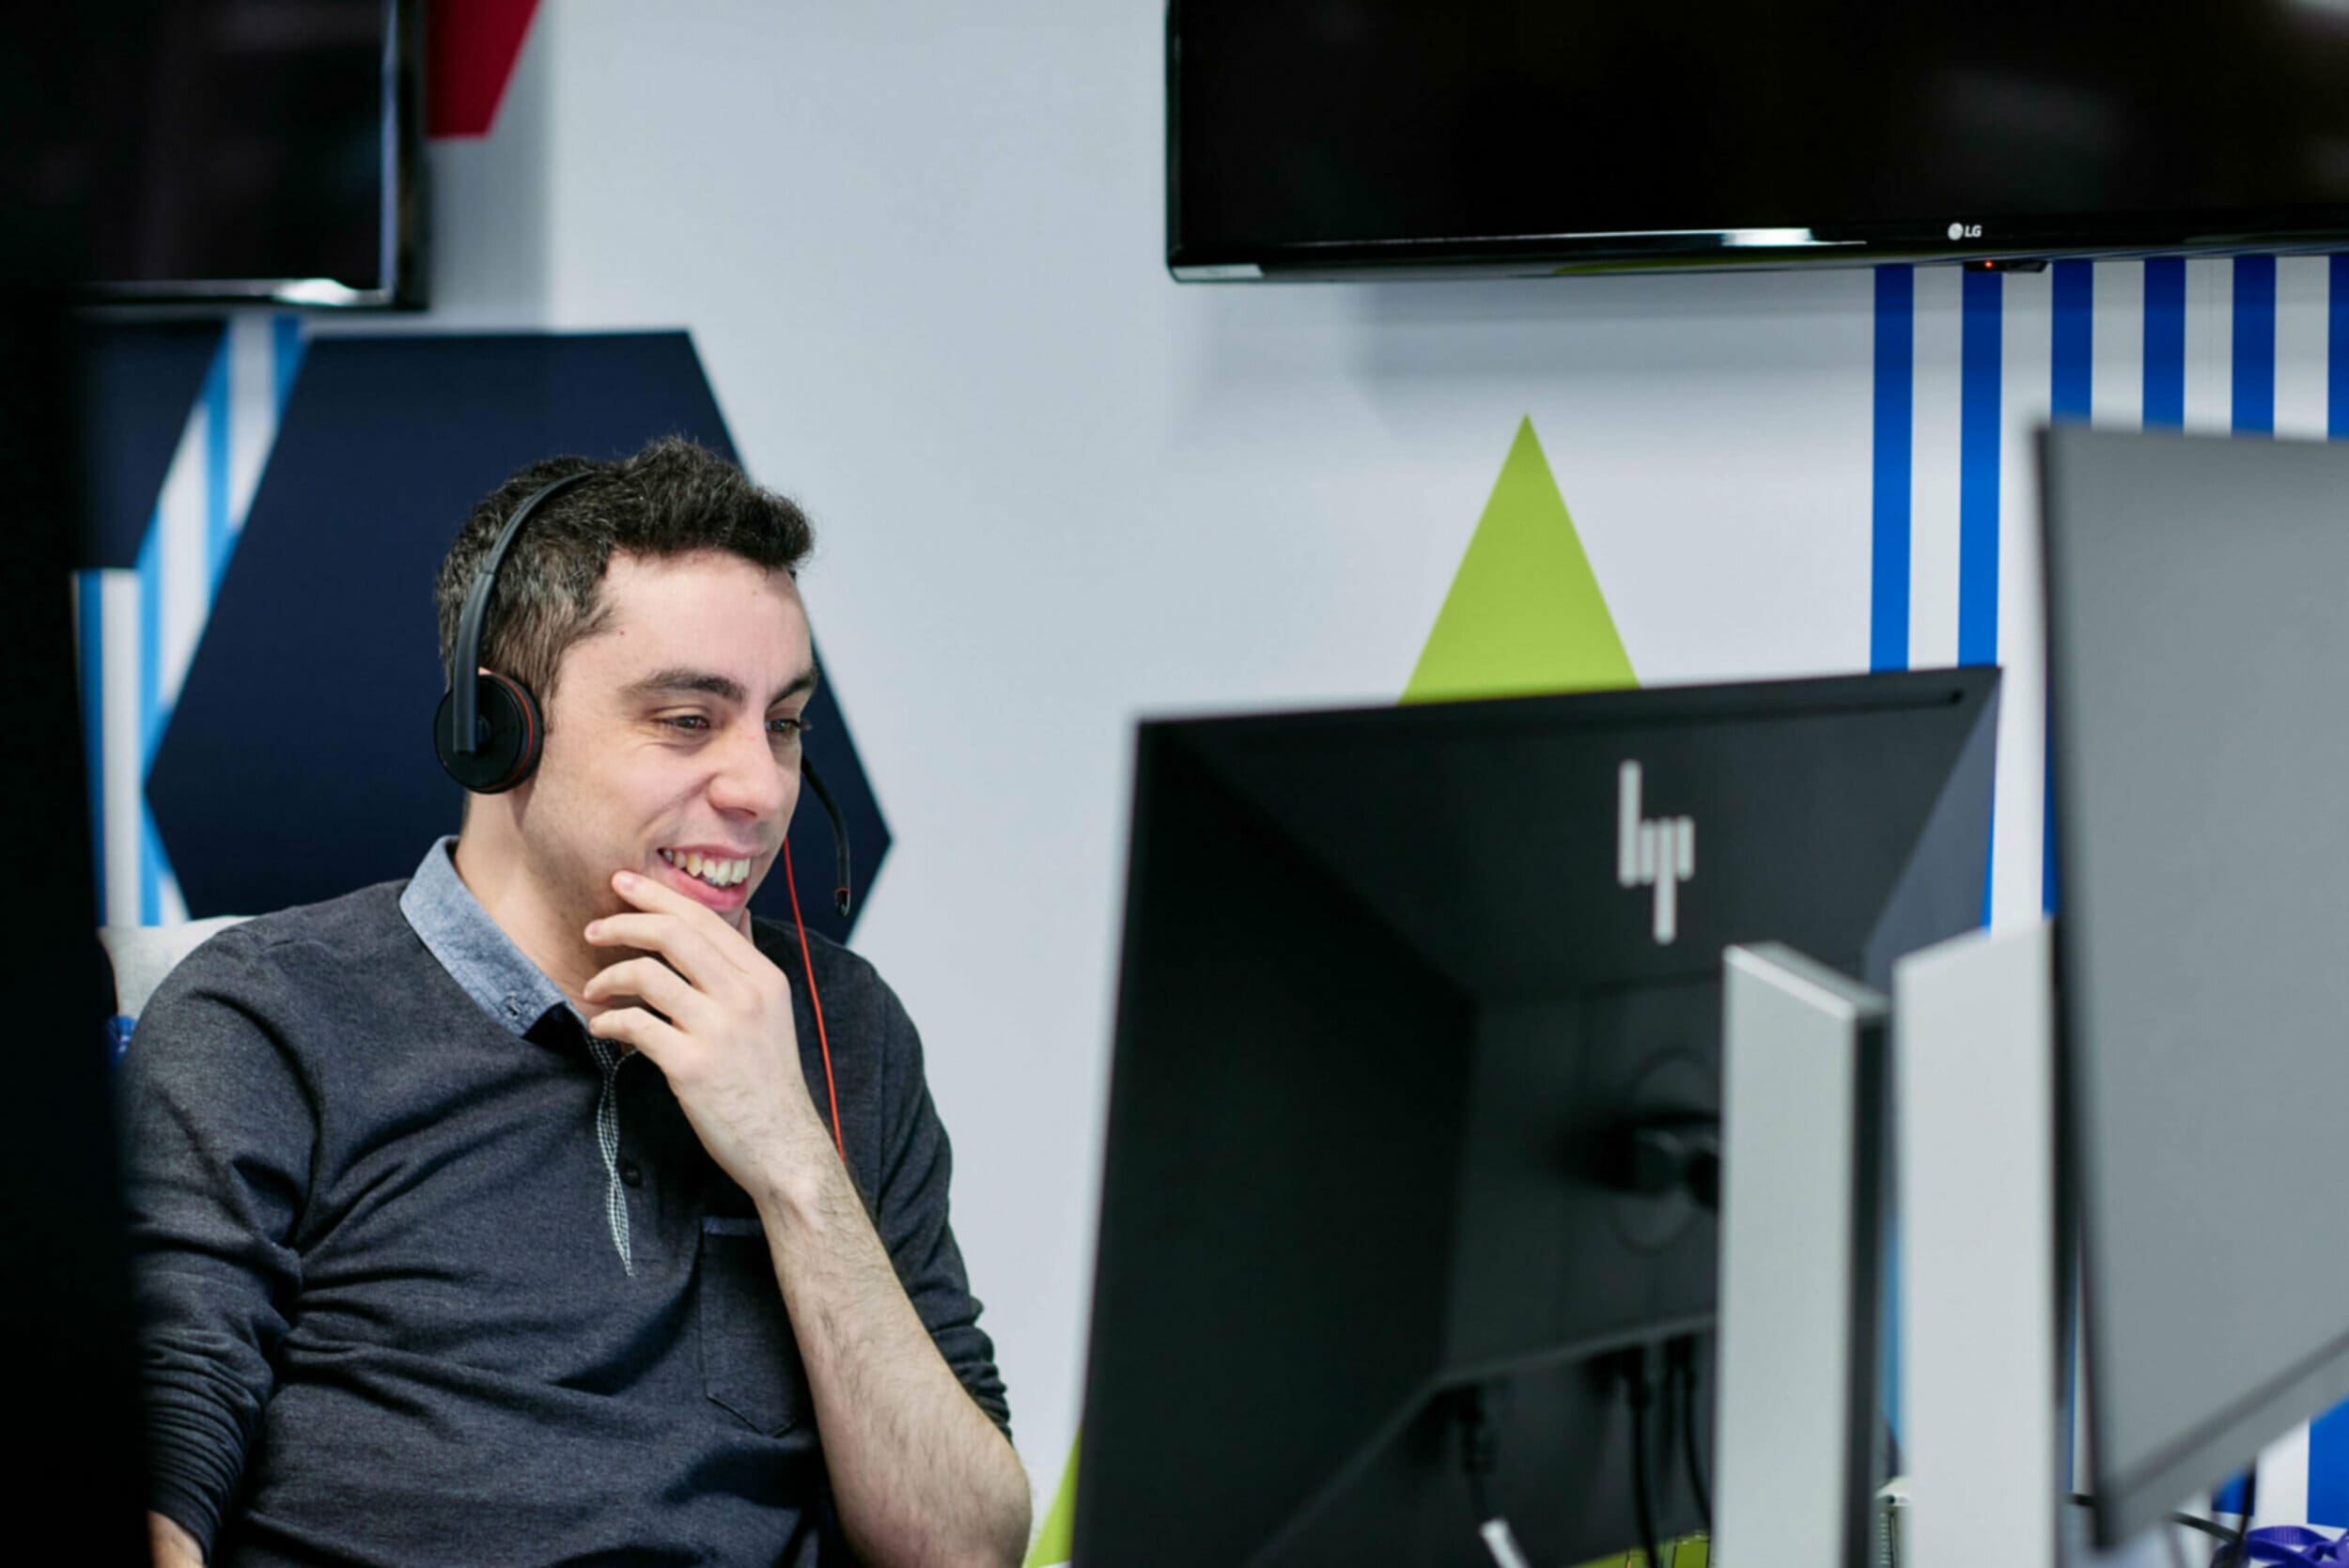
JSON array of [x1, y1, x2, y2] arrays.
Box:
[[406, 0, 1906, 1503]]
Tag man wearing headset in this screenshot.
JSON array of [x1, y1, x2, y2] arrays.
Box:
[[127, 439, 1029, 1567]]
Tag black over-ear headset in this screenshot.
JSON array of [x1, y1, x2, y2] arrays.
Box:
[[432, 468, 854, 917]]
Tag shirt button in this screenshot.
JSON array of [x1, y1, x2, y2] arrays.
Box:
[[619, 1160, 644, 1188]]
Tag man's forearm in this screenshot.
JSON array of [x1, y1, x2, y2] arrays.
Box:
[[150, 1511, 204, 1567], [754, 1161, 1030, 1568]]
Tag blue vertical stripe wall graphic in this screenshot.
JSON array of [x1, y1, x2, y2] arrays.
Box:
[[1872, 268, 1914, 674], [2144, 258, 2187, 430], [1957, 271, 2004, 673], [2233, 256, 2278, 437], [1869, 255, 2349, 1526], [2050, 263, 2094, 423], [2314, 1404, 2349, 1531], [73, 315, 309, 926], [2332, 255, 2349, 440]]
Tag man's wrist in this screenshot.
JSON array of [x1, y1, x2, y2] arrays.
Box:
[[747, 1141, 857, 1236], [149, 1509, 205, 1567]]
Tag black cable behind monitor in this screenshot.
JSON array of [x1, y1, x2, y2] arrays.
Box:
[[1454, 1389, 1533, 1568], [1457, 1390, 1498, 1528], [1625, 1348, 1666, 1568], [1668, 1335, 1713, 1536]]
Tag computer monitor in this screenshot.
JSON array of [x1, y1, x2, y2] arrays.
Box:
[[0, 292, 148, 1554], [1074, 668, 2000, 1568], [2042, 426, 2349, 1546]]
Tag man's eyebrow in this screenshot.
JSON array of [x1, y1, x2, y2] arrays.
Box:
[[625, 666, 820, 706]]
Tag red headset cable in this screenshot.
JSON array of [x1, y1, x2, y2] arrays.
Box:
[[782, 835, 846, 1161]]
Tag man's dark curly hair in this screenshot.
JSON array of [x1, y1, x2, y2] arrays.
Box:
[[434, 436, 816, 707]]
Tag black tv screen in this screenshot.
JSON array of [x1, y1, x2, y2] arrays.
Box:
[[1170, 0, 2349, 279], [75, 0, 423, 306]]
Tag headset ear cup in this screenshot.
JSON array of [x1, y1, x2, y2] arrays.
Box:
[[433, 672, 544, 794]]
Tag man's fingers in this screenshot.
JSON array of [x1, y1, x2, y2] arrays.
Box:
[[610, 871, 760, 974], [583, 910, 745, 998], [585, 1004, 692, 1069], [581, 955, 710, 1030]]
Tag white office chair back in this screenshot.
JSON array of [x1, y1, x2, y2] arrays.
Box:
[[99, 915, 252, 1018]]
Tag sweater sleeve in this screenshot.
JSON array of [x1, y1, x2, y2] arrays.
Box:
[[117, 932, 317, 1557], [869, 982, 1013, 1440]]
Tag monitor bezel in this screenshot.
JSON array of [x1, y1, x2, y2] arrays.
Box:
[[78, 0, 427, 311], [1165, 3, 2349, 283]]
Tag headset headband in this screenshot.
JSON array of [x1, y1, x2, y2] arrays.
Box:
[[446, 469, 596, 757]]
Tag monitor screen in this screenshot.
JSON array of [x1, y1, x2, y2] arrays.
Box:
[[70, 0, 421, 305], [0, 296, 151, 1558], [1171, 0, 2349, 276]]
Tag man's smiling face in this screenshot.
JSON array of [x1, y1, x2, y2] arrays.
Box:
[[520, 548, 817, 936]]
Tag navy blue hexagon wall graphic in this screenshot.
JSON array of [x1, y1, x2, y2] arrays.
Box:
[[140, 331, 886, 944]]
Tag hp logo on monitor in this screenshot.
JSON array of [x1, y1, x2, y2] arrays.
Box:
[[1617, 761, 1695, 944]]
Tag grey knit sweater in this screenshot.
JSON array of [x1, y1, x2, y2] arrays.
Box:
[[119, 839, 1008, 1567]]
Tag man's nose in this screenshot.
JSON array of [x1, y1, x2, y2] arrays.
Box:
[[708, 723, 791, 818]]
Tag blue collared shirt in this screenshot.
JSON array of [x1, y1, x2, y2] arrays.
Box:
[[397, 833, 575, 1036]]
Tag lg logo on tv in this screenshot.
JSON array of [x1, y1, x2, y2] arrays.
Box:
[[1948, 221, 1983, 241], [1617, 761, 1695, 945]]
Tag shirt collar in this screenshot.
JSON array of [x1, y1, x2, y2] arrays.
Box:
[[399, 836, 580, 1039]]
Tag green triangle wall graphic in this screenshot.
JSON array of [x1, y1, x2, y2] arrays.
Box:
[[1405, 416, 1637, 702], [1022, 1431, 1080, 1567]]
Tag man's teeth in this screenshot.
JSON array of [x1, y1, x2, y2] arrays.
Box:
[[657, 849, 752, 888]]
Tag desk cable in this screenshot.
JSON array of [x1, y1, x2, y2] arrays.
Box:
[[1624, 1346, 1669, 1568], [1455, 1389, 1534, 1568], [1666, 1334, 1713, 1535]]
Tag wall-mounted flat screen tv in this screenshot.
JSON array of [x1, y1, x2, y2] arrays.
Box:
[[1169, 0, 2349, 280], [78, 0, 424, 307]]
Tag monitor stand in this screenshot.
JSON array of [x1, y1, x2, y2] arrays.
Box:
[[1894, 920, 2061, 1568], [1716, 943, 1890, 1568]]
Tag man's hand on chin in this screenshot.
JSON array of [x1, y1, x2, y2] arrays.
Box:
[[579, 869, 834, 1203]]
